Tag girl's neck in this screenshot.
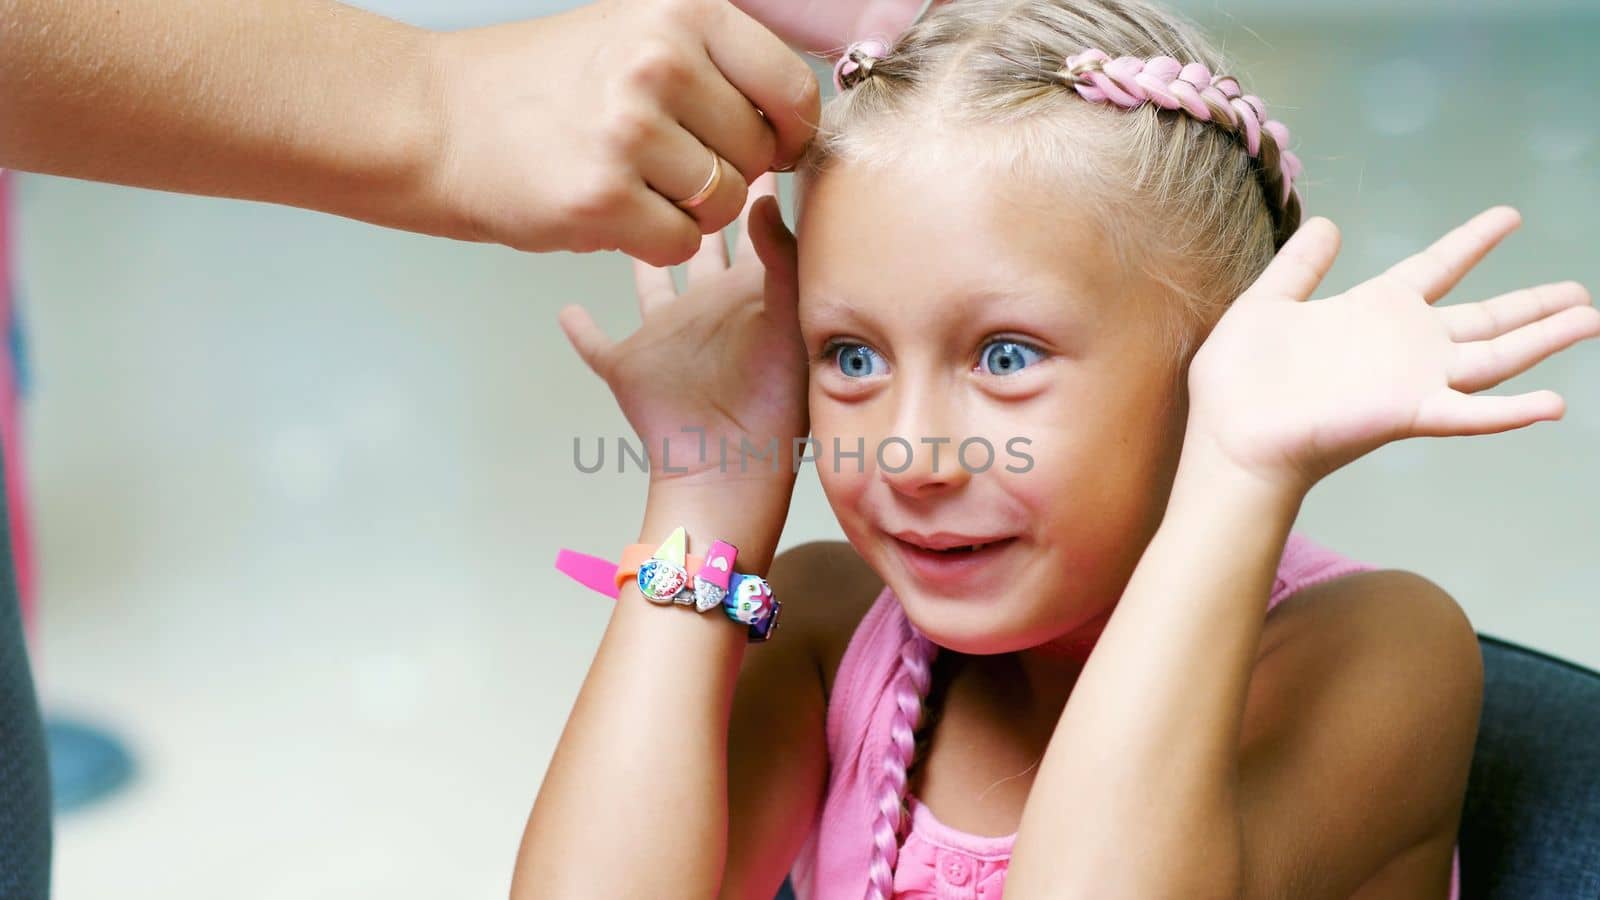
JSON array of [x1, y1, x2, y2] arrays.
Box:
[[964, 643, 1088, 733]]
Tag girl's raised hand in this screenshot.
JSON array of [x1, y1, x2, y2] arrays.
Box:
[[1185, 207, 1600, 495], [558, 173, 809, 492]]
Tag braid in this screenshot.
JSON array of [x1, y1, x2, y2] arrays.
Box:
[[904, 647, 964, 805], [832, 38, 1303, 248], [864, 627, 939, 900], [1042, 48, 1303, 247]]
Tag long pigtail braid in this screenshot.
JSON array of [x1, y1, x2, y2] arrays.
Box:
[[903, 648, 961, 807], [864, 628, 939, 900]]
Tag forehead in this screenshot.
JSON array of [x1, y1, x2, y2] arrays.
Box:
[[795, 155, 1132, 322]]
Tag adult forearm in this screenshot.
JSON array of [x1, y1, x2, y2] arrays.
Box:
[[513, 477, 793, 899], [0, 0, 445, 235], [1007, 433, 1303, 899]]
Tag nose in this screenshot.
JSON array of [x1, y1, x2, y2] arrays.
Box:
[[878, 387, 972, 498]]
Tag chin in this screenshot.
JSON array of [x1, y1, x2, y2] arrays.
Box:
[[890, 583, 1040, 656], [886, 568, 1112, 659]]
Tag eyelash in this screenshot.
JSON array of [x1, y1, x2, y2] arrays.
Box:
[[976, 338, 1048, 375], [815, 337, 1050, 374]]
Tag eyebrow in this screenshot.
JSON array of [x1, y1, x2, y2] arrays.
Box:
[[804, 284, 1083, 324]]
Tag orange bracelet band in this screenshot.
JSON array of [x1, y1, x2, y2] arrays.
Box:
[[615, 544, 705, 591]]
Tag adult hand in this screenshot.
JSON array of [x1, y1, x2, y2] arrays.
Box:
[[730, 0, 947, 56], [428, 0, 820, 266]]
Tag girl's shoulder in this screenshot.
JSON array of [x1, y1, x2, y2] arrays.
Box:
[[1237, 566, 1480, 896], [766, 540, 885, 706]]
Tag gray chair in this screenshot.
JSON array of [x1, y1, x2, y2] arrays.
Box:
[[774, 633, 1600, 900], [1460, 634, 1600, 898]]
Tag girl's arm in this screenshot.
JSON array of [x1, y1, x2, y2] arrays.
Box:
[[516, 173, 813, 898], [1010, 439, 1477, 899], [514, 479, 792, 898], [1006, 209, 1597, 899]]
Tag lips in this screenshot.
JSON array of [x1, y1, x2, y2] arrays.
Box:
[[888, 532, 1020, 591], [892, 532, 1016, 552], [930, 540, 1004, 553]]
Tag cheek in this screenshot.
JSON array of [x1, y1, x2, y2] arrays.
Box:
[[809, 402, 874, 514]]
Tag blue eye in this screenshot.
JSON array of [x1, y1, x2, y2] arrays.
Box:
[[981, 340, 1045, 376], [831, 343, 885, 378]]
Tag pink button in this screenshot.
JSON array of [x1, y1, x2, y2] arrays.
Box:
[[936, 849, 973, 886]]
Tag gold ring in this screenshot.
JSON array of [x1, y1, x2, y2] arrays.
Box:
[[675, 148, 722, 210]]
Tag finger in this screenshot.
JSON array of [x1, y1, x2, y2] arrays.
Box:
[[667, 53, 779, 185], [634, 258, 678, 318], [614, 183, 708, 268], [700, 0, 822, 170], [748, 195, 800, 327], [1439, 280, 1591, 342], [1382, 206, 1521, 303], [735, 172, 780, 261], [637, 121, 750, 234], [1448, 303, 1600, 393], [1241, 216, 1341, 302], [1414, 387, 1565, 437], [557, 304, 615, 378], [685, 230, 730, 284]]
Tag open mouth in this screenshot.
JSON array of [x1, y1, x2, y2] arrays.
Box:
[[892, 535, 1020, 558], [923, 539, 1010, 554], [890, 535, 1019, 586]]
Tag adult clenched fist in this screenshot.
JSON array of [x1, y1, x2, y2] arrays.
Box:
[[427, 0, 820, 265], [1, 0, 819, 267]]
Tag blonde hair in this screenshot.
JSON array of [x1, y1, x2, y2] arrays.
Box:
[[794, 2, 1303, 895], [798, 0, 1301, 373]]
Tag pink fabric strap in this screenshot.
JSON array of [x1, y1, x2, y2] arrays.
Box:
[[554, 549, 621, 600], [1063, 48, 1301, 206], [830, 40, 1301, 208]]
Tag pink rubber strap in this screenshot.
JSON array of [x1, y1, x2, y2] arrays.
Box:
[[554, 549, 622, 600]]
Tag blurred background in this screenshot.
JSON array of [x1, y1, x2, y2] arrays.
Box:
[[6, 0, 1596, 897]]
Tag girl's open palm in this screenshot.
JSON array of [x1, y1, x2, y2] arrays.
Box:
[[558, 173, 808, 486], [1186, 207, 1600, 493]]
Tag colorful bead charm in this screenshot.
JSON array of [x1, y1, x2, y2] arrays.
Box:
[[748, 596, 781, 642], [693, 540, 738, 613], [725, 572, 781, 641], [636, 526, 690, 605]]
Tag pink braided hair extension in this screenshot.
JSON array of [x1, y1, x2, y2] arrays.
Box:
[[865, 626, 940, 900], [1061, 48, 1302, 208], [831, 39, 1303, 241]]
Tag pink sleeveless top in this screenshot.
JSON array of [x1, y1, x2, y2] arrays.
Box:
[[787, 531, 1463, 899]]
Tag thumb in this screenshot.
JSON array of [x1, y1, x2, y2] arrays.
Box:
[[556, 304, 614, 378], [748, 195, 800, 322]]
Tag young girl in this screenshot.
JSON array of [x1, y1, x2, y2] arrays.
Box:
[[522, 0, 1599, 896]]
